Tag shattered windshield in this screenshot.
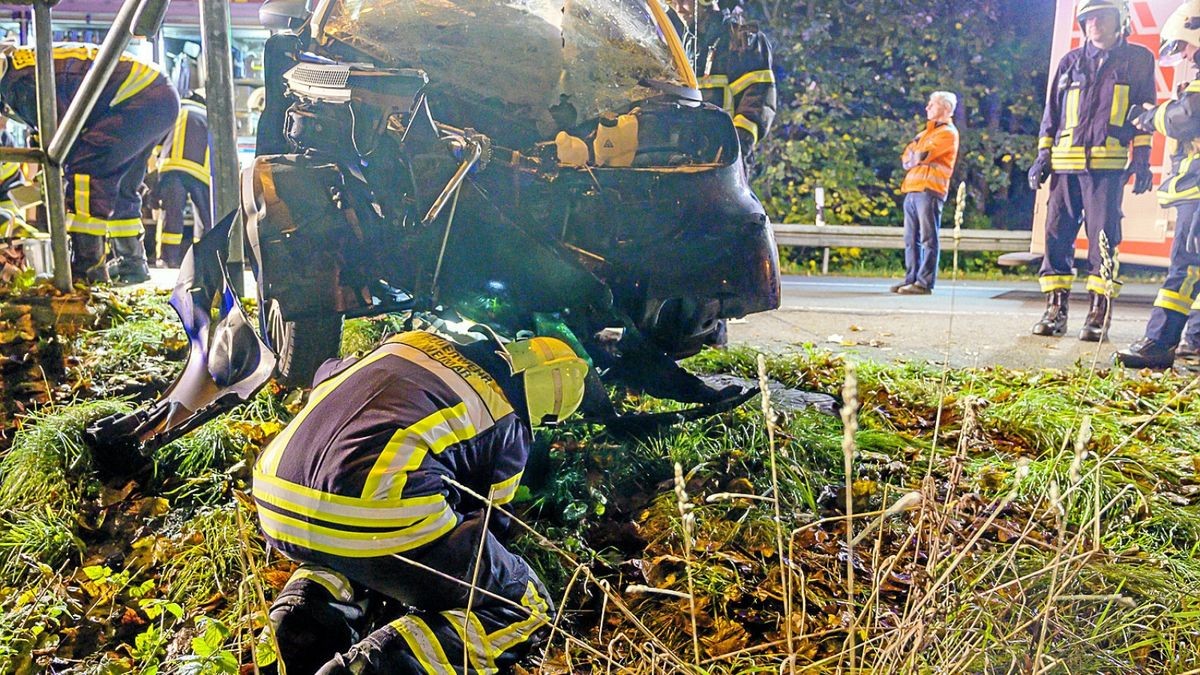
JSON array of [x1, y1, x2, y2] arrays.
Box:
[[316, 0, 688, 140]]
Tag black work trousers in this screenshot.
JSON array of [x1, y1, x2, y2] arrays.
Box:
[[157, 171, 212, 267], [1144, 201, 1200, 347], [1038, 171, 1126, 295], [276, 510, 553, 674]]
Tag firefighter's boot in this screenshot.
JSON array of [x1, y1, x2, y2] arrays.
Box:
[[69, 232, 110, 285], [1078, 291, 1111, 342], [268, 572, 363, 675], [106, 236, 151, 285], [1114, 338, 1176, 369], [1031, 289, 1070, 337]]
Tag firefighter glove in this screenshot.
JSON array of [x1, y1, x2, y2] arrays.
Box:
[[1128, 103, 1157, 133], [1126, 146, 1153, 195], [1027, 149, 1051, 191]]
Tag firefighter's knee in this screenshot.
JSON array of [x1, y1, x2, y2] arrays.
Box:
[[269, 569, 364, 675]]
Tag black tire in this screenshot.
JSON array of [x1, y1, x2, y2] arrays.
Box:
[[262, 298, 343, 388]]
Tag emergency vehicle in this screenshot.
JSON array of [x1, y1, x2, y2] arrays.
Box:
[[1029, 0, 1191, 267]]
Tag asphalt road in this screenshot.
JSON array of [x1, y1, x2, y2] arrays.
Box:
[[729, 275, 1159, 370]]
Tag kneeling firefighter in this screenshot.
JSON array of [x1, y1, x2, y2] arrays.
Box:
[[255, 330, 587, 674], [0, 43, 179, 284]]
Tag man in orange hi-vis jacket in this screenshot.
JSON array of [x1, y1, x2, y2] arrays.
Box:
[[893, 91, 960, 295]]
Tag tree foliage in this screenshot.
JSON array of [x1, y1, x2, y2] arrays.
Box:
[[750, 0, 1055, 228]]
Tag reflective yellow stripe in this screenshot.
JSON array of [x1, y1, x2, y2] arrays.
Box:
[[66, 213, 107, 236], [698, 75, 733, 111], [291, 565, 355, 602], [488, 582, 552, 654], [392, 615, 456, 675], [1038, 136, 1054, 150], [254, 470, 447, 527], [1155, 288, 1193, 314], [1131, 135, 1152, 148], [732, 115, 759, 147], [159, 159, 211, 185], [107, 218, 143, 237], [1109, 84, 1129, 126], [76, 173, 91, 220], [170, 108, 188, 160], [160, 231, 184, 245], [1086, 275, 1121, 297], [444, 610, 496, 672], [489, 471, 523, 506], [1065, 89, 1080, 130], [112, 63, 161, 106], [0, 163, 19, 182], [257, 349, 398, 476], [257, 501, 457, 557], [728, 69, 775, 96], [1180, 266, 1200, 301], [1154, 104, 1169, 136], [361, 402, 476, 501], [388, 334, 514, 422], [1040, 275, 1075, 292]]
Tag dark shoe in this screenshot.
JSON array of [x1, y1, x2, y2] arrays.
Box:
[[106, 236, 151, 284], [1176, 342, 1200, 360], [69, 232, 109, 284], [897, 283, 931, 295], [1079, 291, 1111, 342], [889, 281, 908, 293], [1114, 338, 1175, 369], [1032, 289, 1070, 337]]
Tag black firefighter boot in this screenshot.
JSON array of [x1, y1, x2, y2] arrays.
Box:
[[1031, 289, 1070, 337], [106, 236, 152, 285], [1114, 338, 1176, 369], [69, 232, 110, 285], [1078, 291, 1112, 342]]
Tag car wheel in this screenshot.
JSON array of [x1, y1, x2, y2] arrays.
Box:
[[262, 297, 343, 387]]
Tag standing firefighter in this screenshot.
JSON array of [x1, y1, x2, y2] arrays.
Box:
[[255, 330, 587, 674], [0, 43, 179, 284], [1116, 0, 1200, 369], [1027, 0, 1156, 340], [694, 0, 776, 172], [154, 91, 211, 267]]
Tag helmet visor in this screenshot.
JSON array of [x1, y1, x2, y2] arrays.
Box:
[[1161, 39, 1192, 66]]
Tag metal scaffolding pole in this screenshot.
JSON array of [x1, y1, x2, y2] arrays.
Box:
[[32, 0, 72, 292], [200, 0, 245, 296]]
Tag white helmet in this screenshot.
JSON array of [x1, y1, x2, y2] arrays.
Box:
[[1160, 0, 1200, 66]]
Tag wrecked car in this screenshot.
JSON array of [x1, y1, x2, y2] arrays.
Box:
[[89, 0, 783, 452]]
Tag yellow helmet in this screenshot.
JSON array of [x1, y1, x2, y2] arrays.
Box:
[[501, 336, 588, 426], [1076, 0, 1130, 35], [1160, 0, 1200, 66]]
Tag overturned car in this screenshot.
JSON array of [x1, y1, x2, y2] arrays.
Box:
[[90, 0, 783, 451]]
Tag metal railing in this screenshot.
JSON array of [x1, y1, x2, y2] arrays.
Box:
[[772, 223, 1032, 253], [0, 0, 238, 293]]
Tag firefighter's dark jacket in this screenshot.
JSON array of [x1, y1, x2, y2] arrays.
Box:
[[1037, 39, 1156, 172], [0, 44, 164, 131], [253, 332, 530, 559], [158, 99, 210, 185], [696, 10, 777, 149], [1152, 79, 1200, 206]]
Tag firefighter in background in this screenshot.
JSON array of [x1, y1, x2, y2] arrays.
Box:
[[1116, 0, 1200, 369], [256, 330, 586, 674], [693, 0, 776, 173], [1027, 0, 1156, 340], [0, 123, 33, 237], [0, 43, 179, 284], [153, 90, 211, 268]]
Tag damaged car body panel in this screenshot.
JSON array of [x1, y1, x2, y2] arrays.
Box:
[[89, 0, 782, 454]]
